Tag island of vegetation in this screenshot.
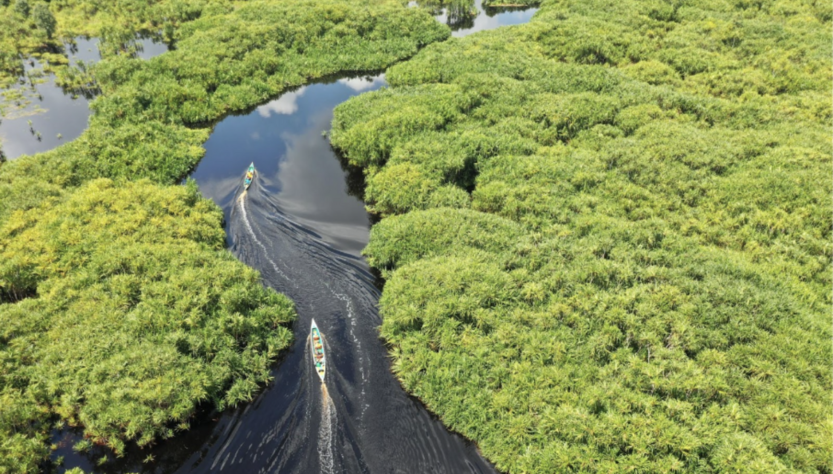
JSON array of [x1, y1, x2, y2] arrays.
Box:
[[331, 0, 832, 471], [0, 0, 448, 471]]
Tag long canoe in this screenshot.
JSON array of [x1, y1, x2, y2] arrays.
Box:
[[311, 319, 326, 382], [243, 162, 256, 189]]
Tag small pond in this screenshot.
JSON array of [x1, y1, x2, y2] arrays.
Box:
[[0, 36, 168, 160]]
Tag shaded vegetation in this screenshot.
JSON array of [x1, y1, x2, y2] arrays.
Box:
[[331, 0, 832, 471], [0, 0, 448, 471]]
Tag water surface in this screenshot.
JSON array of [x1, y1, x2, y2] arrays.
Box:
[[0, 37, 168, 160], [186, 72, 493, 474], [428, 0, 538, 37]]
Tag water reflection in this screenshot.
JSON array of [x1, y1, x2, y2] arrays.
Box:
[[190, 75, 383, 256], [182, 73, 496, 473], [427, 0, 538, 37], [0, 36, 168, 160], [55, 73, 498, 474]]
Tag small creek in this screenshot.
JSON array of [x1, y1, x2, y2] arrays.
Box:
[[54, 2, 538, 472]]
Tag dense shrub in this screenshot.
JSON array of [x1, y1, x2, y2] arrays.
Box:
[[331, 0, 832, 471], [0, 180, 296, 472], [32, 3, 56, 39]]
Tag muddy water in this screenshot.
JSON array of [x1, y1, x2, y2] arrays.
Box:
[[54, 4, 538, 473], [0, 37, 168, 160]]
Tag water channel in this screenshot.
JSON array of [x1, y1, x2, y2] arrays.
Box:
[[52, 2, 539, 472]]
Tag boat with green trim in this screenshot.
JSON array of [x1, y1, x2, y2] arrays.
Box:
[[243, 162, 255, 189], [311, 319, 326, 382]]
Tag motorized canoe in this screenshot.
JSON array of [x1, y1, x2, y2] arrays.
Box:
[[310, 319, 326, 382], [243, 162, 256, 189]]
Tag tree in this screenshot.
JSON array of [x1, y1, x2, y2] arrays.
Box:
[[13, 0, 29, 17], [32, 3, 56, 39]]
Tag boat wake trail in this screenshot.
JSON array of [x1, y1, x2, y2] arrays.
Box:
[[319, 385, 336, 474], [149, 185, 499, 473], [154, 177, 496, 474], [237, 195, 293, 286]]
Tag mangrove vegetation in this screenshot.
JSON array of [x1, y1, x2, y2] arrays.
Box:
[[0, 0, 449, 471], [331, 0, 832, 471]]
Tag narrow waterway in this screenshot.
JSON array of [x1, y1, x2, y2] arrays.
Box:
[[185, 74, 494, 474], [54, 3, 538, 472]]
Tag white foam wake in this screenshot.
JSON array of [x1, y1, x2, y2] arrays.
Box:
[[238, 195, 292, 284], [318, 386, 336, 474]]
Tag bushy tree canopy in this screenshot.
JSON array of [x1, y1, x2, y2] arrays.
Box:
[[0, 179, 296, 472], [331, 0, 832, 471], [32, 3, 56, 39], [13, 0, 29, 16]]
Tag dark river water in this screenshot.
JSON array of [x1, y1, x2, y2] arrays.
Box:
[[52, 3, 538, 472]]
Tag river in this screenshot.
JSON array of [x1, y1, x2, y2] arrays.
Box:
[[54, 2, 538, 472]]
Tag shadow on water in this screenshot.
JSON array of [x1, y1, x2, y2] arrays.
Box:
[[53, 3, 538, 472], [0, 35, 169, 160]]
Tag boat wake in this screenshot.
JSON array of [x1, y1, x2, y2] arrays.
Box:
[[238, 194, 293, 286], [160, 185, 495, 473], [319, 385, 336, 474]]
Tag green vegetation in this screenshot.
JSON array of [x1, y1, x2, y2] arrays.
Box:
[[0, 0, 448, 471], [14, 0, 29, 17], [0, 179, 295, 470], [331, 0, 832, 471], [32, 3, 57, 39]]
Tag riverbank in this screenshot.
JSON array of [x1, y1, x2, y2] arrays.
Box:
[[0, 1, 449, 471], [331, 0, 832, 471]]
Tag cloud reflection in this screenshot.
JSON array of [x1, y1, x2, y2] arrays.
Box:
[[257, 87, 307, 117], [338, 75, 387, 92]]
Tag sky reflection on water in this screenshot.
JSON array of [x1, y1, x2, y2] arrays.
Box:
[[0, 37, 168, 160]]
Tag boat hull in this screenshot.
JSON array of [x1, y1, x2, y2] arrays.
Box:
[[243, 162, 255, 189], [310, 319, 326, 382]]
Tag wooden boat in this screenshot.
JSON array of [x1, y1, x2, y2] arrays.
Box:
[[310, 319, 326, 382], [243, 162, 255, 189]]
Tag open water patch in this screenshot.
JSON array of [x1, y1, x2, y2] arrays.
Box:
[[426, 0, 538, 37], [0, 36, 168, 160]]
